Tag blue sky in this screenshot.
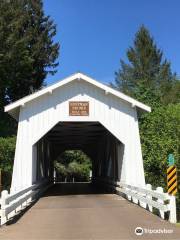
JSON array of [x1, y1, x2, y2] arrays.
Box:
[[43, 0, 180, 85]]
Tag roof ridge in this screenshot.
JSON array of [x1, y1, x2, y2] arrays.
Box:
[[4, 73, 151, 119]]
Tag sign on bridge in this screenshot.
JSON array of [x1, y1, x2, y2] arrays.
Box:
[[69, 101, 89, 116]]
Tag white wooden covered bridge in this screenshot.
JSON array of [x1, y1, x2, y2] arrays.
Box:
[[0, 73, 177, 227]]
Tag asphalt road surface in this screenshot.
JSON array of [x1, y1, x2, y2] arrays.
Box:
[[0, 183, 180, 240]]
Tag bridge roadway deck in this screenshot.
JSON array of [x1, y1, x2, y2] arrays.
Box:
[[0, 183, 180, 240]]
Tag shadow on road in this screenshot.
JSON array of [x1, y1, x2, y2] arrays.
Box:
[[43, 182, 112, 197], [5, 182, 112, 226]]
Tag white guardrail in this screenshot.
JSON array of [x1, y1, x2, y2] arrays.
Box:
[[94, 177, 177, 223], [0, 180, 52, 225], [0, 179, 177, 225]]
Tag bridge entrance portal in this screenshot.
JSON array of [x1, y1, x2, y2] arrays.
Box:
[[33, 122, 124, 188], [5, 73, 150, 193]]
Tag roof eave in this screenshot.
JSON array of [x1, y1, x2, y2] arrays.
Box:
[[4, 73, 151, 118]]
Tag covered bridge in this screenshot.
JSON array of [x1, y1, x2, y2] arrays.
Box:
[[5, 73, 151, 193]]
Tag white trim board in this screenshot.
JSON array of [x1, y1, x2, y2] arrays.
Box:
[[4, 72, 151, 120]]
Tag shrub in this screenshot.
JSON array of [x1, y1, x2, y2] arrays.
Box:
[[139, 104, 180, 219], [0, 136, 16, 189]]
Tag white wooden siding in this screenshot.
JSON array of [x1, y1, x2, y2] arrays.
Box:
[[11, 79, 145, 192]]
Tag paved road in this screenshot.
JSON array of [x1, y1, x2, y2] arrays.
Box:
[[0, 183, 180, 240]]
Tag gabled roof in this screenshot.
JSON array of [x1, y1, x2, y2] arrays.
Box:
[[4, 72, 151, 120]]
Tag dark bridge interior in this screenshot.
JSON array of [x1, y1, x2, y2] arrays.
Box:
[[44, 182, 110, 196], [46, 122, 107, 162], [33, 122, 124, 189]]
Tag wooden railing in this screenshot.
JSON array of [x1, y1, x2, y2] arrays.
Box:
[[0, 180, 52, 225], [94, 177, 177, 223], [0, 178, 177, 225]]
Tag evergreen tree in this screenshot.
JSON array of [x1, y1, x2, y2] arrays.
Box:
[[113, 25, 180, 218], [0, 0, 59, 136], [112, 26, 178, 106]]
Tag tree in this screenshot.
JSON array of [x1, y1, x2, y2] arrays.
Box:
[[54, 150, 92, 182], [0, 136, 16, 189], [139, 104, 180, 187], [112, 25, 180, 219], [139, 104, 180, 218], [0, 136, 16, 172], [112, 25, 178, 107], [0, 0, 59, 136], [54, 162, 67, 180]]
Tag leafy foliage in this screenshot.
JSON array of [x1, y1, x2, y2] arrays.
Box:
[[112, 25, 180, 219], [54, 150, 92, 182], [139, 104, 180, 188], [0, 136, 16, 172], [0, 0, 59, 136], [0, 136, 16, 189], [54, 162, 67, 178], [139, 104, 180, 219]]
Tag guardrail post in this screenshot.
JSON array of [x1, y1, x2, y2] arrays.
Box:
[[156, 187, 164, 219], [146, 184, 152, 212], [1, 190, 8, 225], [139, 192, 146, 208], [126, 185, 131, 201], [169, 195, 177, 223], [132, 187, 138, 204]]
